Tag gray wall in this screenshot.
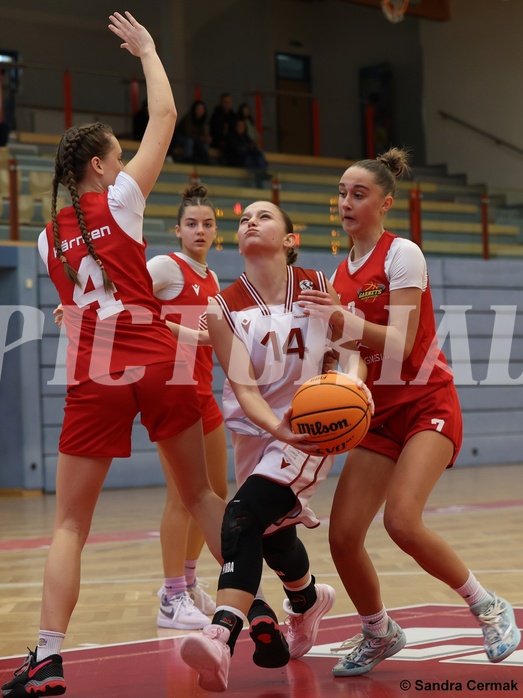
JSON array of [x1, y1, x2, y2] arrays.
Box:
[[421, 0, 523, 192], [1, 243, 522, 492], [0, 1, 426, 162], [3, 1, 523, 185]]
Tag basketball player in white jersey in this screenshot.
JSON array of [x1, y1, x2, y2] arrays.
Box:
[[180, 200, 371, 692]]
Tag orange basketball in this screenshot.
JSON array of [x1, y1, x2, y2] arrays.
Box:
[[290, 373, 371, 456]]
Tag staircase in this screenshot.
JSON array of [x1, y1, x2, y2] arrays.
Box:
[[2, 133, 523, 258]]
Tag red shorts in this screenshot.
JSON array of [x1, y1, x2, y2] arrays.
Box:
[[359, 381, 463, 467], [59, 362, 201, 458], [198, 392, 224, 435]]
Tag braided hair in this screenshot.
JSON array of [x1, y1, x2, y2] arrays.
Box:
[[51, 122, 115, 292]]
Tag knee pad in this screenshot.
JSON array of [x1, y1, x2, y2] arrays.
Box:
[[221, 497, 255, 559], [263, 527, 310, 582]]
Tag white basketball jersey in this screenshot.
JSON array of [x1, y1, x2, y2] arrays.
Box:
[[215, 266, 330, 436]]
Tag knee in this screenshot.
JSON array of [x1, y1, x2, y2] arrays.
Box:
[[383, 510, 419, 553], [329, 521, 362, 562], [221, 497, 264, 560]]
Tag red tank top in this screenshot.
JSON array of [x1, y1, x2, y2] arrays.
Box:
[[159, 254, 219, 397], [332, 231, 453, 419], [44, 191, 178, 385]]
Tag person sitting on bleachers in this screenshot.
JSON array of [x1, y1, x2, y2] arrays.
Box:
[[237, 102, 262, 146], [171, 100, 212, 164], [209, 93, 236, 153], [225, 118, 265, 168]]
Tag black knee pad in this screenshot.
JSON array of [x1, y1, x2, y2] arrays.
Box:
[[221, 497, 255, 559], [263, 526, 310, 582]]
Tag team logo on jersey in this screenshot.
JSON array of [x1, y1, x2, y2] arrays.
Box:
[[280, 457, 291, 469], [299, 280, 314, 291], [241, 318, 251, 333], [192, 284, 201, 295], [357, 281, 386, 302]]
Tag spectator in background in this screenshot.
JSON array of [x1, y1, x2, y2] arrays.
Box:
[[237, 102, 262, 146], [225, 118, 269, 187], [171, 100, 212, 165], [210, 93, 236, 153]]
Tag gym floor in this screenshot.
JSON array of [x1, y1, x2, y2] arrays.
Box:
[[1, 464, 522, 696]]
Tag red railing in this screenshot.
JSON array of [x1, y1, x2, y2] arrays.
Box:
[[409, 187, 422, 248], [8, 158, 19, 241]]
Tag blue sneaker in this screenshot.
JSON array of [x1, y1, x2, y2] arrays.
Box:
[[331, 619, 406, 676], [471, 593, 521, 663]]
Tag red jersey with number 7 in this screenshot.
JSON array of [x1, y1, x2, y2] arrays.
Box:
[[331, 231, 453, 418]]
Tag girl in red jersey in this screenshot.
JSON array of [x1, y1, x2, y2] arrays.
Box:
[[147, 184, 228, 630], [1, 14, 224, 698], [298, 147, 521, 676]]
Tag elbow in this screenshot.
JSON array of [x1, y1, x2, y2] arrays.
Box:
[[166, 104, 177, 130]]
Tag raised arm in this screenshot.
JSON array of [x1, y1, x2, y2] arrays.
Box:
[[108, 11, 176, 198]]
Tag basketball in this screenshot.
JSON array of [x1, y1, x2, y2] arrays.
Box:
[[290, 373, 371, 455]]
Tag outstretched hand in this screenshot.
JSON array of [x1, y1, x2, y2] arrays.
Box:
[[108, 11, 155, 58]]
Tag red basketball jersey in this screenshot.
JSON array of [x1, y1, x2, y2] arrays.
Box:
[[331, 231, 454, 420], [44, 192, 178, 385], [158, 253, 219, 397]]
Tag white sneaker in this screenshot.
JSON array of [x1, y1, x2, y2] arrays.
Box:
[[331, 619, 407, 676], [157, 590, 211, 630], [180, 624, 231, 692], [187, 579, 216, 615], [283, 583, 336, 658], [471, 592, 522, 663]]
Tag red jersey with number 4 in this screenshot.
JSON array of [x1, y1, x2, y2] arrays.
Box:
[[159, 254, 219, 397], [331, 231, 453, 420], [44, 192, 178, 385]]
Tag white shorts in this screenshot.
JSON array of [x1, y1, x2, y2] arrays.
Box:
[[231, 432, 335, 534]]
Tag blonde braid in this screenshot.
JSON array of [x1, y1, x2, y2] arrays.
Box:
[[53, 123, 115, 293]]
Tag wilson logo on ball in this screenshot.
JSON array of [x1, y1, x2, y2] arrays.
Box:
[[295, 418, 350, 436]]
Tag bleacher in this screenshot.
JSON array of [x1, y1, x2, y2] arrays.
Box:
[[2, 132, 523, 257]]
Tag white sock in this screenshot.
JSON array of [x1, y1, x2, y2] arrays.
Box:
[[361, 607, 390, 637], [283, 574, 312, 593], [36, 630, 65, 661], [453, 571, 492, 608]]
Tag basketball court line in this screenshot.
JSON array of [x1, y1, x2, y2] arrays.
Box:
[[0, 605, 521, 697], [1, 498, 522, 552], [1, 568, 522, 593]]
